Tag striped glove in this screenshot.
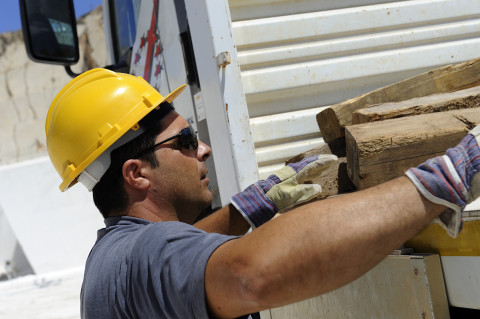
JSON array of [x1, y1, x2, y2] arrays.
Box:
[[231, 155, 337, 229], [406, 125, 480, 238]]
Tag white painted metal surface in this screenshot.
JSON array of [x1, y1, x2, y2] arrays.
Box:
[[229, 0, 402, 21], [102, 0, 115, 65], [441, 256, 480, 309], [0, 157, 103, 275], [228, 0, 480, 178], [156, 0, 198, 126]]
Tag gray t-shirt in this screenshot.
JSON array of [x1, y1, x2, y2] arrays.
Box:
[[80, 216, 239, 318]]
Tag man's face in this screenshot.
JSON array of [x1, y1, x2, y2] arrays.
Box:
[[146, 111, 213, 223]]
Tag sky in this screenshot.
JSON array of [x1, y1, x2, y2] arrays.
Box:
[[0, 0, 103, 34]]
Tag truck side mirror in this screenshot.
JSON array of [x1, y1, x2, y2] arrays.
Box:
[[19, 0, 79, 70]]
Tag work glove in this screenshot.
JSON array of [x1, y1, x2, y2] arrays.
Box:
[[231, 155, 338, 228], [406, 125, 480, 238]]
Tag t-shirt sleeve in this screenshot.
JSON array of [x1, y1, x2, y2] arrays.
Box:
[[128, 222, 236, 319]]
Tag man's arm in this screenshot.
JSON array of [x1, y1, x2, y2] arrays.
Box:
[[204, 177, 445, 318], [193, 204, 251, 236]]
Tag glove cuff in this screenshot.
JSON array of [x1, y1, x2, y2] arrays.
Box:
[[231, 183, 278, 229], [405, 156, 465, 238]]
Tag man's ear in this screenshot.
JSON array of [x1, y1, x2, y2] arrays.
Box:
[[122, 159, 150, 190]]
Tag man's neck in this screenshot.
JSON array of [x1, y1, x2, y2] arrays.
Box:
[[125, 196, 180, 223]]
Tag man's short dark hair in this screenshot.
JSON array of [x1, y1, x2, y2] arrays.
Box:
[[92, 104, 173, 218]]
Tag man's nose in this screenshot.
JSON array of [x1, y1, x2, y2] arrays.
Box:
[[197, 141, 211, 162]]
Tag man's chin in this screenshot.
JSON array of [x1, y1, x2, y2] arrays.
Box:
[[199, 193, 213, 212]]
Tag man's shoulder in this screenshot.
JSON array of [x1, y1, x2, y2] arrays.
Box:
[[83, 218, 237, 319]]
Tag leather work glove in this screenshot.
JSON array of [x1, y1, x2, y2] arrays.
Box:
[[406, 125, 480, 238], [231, 155, 338, 228]]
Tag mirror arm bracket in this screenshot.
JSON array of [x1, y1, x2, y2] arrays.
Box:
[[65, 66, 82, 78], [64, 48, 132, 78]]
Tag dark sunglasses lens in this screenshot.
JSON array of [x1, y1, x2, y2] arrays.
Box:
[[180, 127, 198, 150]]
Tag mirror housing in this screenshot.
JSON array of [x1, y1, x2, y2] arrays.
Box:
[[19, 0, 79, 66]]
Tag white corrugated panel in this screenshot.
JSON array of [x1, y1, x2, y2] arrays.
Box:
[[228, 0, 480, 178]]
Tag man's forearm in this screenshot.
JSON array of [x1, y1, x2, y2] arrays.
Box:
[[194, 204, 251, 236], [205, 176, 446, 318]]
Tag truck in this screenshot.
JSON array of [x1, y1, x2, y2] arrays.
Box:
[[1, 0, 479, 317]]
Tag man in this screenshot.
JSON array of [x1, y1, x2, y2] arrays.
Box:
[[46, 68, 479, 318]]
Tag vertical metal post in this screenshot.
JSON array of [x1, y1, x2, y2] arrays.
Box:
[[184, 0, 259, 205]]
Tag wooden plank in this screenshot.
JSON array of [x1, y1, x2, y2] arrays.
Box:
[[352, 86, 480, 124], [345, 108, 480, 190], [317, 57, 480, 143]]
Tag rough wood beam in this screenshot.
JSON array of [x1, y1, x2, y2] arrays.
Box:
[[317, 57, 480, 143], [345, 108, 480, 190]]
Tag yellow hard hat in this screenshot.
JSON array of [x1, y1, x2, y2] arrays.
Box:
[[46, 68, 186, 191]]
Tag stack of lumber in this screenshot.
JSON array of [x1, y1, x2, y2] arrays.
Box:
[[291, 57, 480, 196]]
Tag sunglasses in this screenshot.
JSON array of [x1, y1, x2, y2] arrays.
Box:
[[137, 126, 198, 156]]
